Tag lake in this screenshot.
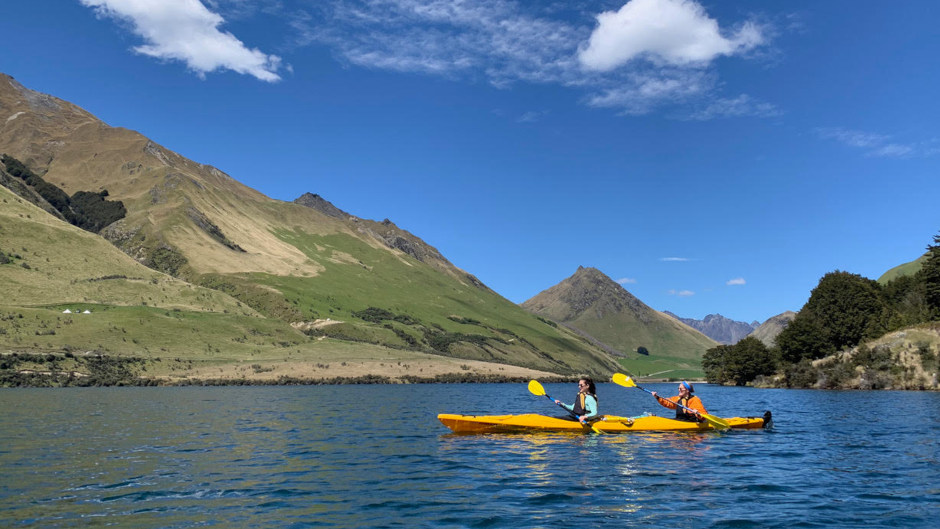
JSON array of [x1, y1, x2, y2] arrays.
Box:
[[1, 383, 937, 528]]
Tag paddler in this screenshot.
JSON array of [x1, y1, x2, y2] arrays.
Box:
[[651, 381, 707, 422], [554, 377, 598, 424]]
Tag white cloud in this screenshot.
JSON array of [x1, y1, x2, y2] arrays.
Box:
[[816, 127, 937, 158], [578, 0, 764, 71], [726, 277, 746, 285], [617, 277, 637, 284], [667, 289, 695, 297], [80, 0, 283, 82], [660, 257, 689, 262]]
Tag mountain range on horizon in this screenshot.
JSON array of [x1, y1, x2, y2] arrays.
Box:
[[662, 312, 759, 345]]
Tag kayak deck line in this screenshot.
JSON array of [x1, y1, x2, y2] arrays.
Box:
[[438, 411, 772, 434]]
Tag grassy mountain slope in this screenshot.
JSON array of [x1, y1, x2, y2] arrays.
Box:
[[0, 73, 620, 383], [878, 254, 927, 284], [0, 184, 251, 313], [748, 311, 797, 348], [522, 266, 718, 379]]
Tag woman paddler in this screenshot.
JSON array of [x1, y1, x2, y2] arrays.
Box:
[[651, 381, 707, 422], [554, 377, 598, 424]]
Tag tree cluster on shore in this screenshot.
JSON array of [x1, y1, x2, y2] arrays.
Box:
[[704, 232, 940, 389]]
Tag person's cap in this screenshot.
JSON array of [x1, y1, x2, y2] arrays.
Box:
[[681, 381, 694, 392]]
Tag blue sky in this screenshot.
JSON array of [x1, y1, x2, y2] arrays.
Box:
[[2, 0, 938, 323]]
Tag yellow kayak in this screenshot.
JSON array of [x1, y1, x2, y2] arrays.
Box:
[[438, 412, 771, 434]]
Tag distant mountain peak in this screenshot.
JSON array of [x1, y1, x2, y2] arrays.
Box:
[[522, 267, 716, 364], [526, 266, 649, 321], [749, 311, 797, 347], [663, 312, 757, 345]]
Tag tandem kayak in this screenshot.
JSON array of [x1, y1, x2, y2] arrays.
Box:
[[438, 411, 772, 434]]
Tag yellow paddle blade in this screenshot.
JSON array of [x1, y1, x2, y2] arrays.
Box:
[[611, 373, 636, 388], [527, 379, 545, 397], [702, 413, 731, 430]]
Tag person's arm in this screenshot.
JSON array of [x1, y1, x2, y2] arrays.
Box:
[[651, 392, 678, 410], [583, 395, 598, 419], [554, 399, 574, 412]]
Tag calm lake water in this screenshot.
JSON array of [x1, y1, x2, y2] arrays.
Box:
[[1, 383, 937, 528]]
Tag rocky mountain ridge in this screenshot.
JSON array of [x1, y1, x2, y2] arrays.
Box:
[[663, 312, 759, 345]]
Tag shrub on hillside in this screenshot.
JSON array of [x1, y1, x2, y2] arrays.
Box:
[[1, 154, 126, 233], [69, 190, 127, 232], [149, 246, 188, 276]]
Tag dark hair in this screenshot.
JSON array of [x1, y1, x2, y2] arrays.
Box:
[[580, 377, 597, 400]]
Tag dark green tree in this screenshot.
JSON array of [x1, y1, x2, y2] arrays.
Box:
[[807, 271, 885, 346], [921, 232, 940, 315], [728, 337, 777, 385], [881, 273, 930, 329], [703, 337, 776, 386], [702, 344, 733, 384], [776, 307, 835, 363], [778, 271, 886, 364]]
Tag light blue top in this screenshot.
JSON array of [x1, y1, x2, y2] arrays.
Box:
[[560, 394, 598, 419]]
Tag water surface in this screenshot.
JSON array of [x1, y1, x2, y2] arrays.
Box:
[[1, 384, 937, 527]]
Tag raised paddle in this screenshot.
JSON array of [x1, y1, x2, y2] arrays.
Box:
[[611, 373, 731, 430], [527, 380, 604, 434]]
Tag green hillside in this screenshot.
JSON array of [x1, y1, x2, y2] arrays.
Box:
[[878, 254, 927, 284], [0, 73, 620, 385]]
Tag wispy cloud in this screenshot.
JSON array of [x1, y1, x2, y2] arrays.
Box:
[[660, 257, 690, 262], [617, 277, 637, 285], [815, 127, 938, 158], [726, 277, 746, 285], [80, 0, 283, 82], [667, 289, 695, 297], [301, 0, 582, 85], [289, 0, 773, 117], [517, 110, 548, 123], [688, 94, 781, 120]]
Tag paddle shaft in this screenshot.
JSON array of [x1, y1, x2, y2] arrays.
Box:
[[540, 392, 581, 421], [611, 373, 729, 430]]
